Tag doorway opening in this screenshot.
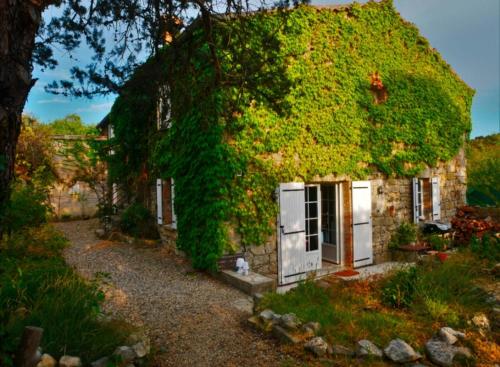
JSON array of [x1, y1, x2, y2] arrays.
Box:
[[321, 183, 343, 265]]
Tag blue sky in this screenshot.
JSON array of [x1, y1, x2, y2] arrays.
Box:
[[25, 0, 499, 138]]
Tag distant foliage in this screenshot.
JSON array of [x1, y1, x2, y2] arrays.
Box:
[[467, 134, 500, 207], [46, 114, 96, 135], [470, 234, 500, 264], [16, 115, 57, 188], [2, 184, 50, 234], [111, 2, 473, 270]]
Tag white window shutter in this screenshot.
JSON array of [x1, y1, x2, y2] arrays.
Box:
[[156, 179, 163, 224], [278, 182, 306, 284], [431, 176, 441, 220], [171, 179, 177, 229], [352, 181, 373, 268], [412, 177, 419, 223]]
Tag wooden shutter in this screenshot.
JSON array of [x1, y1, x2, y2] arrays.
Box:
[[412, 177, 420, 223], [431, 176, 441, 220], [352, 181, 373, 268], [278, 182, 306, 285], [171, 179, 177, 229], [156, 179, 163, 224]]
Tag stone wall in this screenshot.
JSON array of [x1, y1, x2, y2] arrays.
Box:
[[155, 150, 466, 277], [370, 149, 467, 263]]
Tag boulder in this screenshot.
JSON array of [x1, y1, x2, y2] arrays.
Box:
[[259, 309, 278, 322], [59, 356, 82, 367], [36, 354, 56, 367], [331, 344, 355, 357], [132, 341, 149, 358], [280, 313, 301, 330], [302, 321, 321, 334], [304, 337, 330, 357], [355, 339, 383, 358], [383, 339, 421, 363], [438, 327, 465, 344], [90, 357, 109, 367], [425, 339, 473, 367], [271, 324, 300, 344], [113, 346, 137, 363]]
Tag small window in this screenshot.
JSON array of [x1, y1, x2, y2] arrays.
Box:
[[305, 185, 319, 252], [157, 84, 172, 130], [413, 178, 433, 223]]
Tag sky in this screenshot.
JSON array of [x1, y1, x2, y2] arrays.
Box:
[[24, 0, 500, 138]]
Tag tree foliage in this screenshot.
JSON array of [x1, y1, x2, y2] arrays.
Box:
[[46, 114, 96, 135], [107, 2, 473, 270], [467, 133, 500, 206]]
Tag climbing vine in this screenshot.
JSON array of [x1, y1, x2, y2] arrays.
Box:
[[111, 1, 474, 270]]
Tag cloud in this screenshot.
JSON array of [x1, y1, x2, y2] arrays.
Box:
[[76, 102, 114, 113], [37, 97, 70, 104]]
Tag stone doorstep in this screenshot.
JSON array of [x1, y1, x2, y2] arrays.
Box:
[[218, 270, 276, 296]]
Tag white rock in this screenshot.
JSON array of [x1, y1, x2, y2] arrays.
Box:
[[36, 354, 56, 367], [280, 313, 300, 330], [425, 339, 473, 367], [356, 339, 383, 358], [113, 346, 137, 363], [90, 357, 109, 367], [259, 309, 277, 322], [132, 341, 149, 358], [304, 337, 330, 357], [439, 327, 465, 344], [384, 338, 422, 363], [59, 355, 82, 367]]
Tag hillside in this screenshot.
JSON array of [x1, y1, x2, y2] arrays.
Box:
[[467, 133, 500, 206]]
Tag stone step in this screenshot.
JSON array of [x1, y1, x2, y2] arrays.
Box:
[[218, 270, 276, 295]]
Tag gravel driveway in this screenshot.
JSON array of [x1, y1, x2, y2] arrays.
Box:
[[55, 219, 289, 367]]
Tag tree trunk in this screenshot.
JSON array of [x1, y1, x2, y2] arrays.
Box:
[[0, 0, 46, 236]]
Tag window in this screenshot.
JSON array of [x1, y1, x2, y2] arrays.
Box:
[[305, 185, 319, 252], [413, 177, 440, 223], [157, 84, 172, 130]]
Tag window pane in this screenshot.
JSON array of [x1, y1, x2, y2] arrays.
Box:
[[309, 202, 318, 218], [306, 219, 310, 235], [309, 219, 318, 235], [308, 187, 317, 202], [309, 235, 318, 251]]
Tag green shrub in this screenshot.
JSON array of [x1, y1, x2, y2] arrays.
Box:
[[427, 234, 449, 251], [470, 234, 500, 264], [2, 184, 50, 234], [0, 226, 133, 366], [389, 222, 418, 249], [382, 254, 489, 326], [120, 203, 158, 238], [381, 266, 419, 308]]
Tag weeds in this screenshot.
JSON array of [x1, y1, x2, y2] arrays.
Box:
[[0, 225, 133, 365]]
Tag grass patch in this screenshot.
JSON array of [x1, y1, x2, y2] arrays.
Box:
[[259, 250, 492, 355], [0, 225, 133, 365]]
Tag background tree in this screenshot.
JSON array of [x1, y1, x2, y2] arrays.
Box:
[[0, 0, 308, 236], [467, 133, 500, 206]]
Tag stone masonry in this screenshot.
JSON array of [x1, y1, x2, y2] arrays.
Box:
[[157, 150, 466, 279]]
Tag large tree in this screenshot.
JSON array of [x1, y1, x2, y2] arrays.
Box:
[[0, 0, 306, 235]]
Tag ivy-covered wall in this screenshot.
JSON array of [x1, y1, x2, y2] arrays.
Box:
[[111, 1, 474, 271]]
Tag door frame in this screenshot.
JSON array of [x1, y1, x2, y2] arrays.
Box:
[[320, 183, 344, 265]]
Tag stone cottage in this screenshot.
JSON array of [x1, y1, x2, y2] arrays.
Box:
[[105, 1, 473, 286]]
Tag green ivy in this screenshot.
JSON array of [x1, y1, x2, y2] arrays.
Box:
[[111, 1, 473, 270]]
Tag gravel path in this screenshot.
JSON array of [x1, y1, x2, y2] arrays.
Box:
[[55, 219, 289, 367]]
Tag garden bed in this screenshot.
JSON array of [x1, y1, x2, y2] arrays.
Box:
[[255, 250, 500, 365]]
